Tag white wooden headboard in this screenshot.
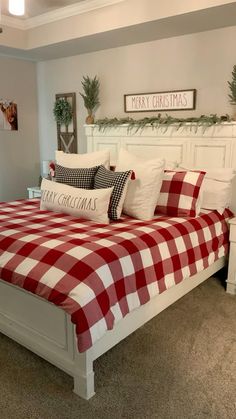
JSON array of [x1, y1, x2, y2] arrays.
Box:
[[85, 123, 236, 212]]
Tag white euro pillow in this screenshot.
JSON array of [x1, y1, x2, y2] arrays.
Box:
[[40, 178, 113, 224], [115, 148, 165, 220], [55, 149, 110, 169], [201, 178, 232, 213]]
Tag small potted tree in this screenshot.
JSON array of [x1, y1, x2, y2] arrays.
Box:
[[228, 65, 236, 120], [80, 75, 100, 124]]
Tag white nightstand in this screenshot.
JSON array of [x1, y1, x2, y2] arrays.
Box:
[[226, 217, 236, 295], [27, 186, 41, 198]]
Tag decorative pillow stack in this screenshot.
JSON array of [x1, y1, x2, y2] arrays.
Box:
[[94, 165, 133, 220], [41, 149, 234, 222], [40, 178, 113, 224], [55, 163, 99, 189], [41, 150, 136, 223], [115, 148, 165, 220], [55, 149, 110, 169], [156, 170, 206, 217]]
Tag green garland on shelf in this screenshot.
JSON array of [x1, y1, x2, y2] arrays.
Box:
[[95, 113, 232, 132]]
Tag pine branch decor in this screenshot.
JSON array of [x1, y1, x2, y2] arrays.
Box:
[[80, 76, 100, 123], [95, 114, 232, 133], [228, 64, 236, 104]]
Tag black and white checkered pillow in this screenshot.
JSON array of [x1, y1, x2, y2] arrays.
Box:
[[55, 163, 99, 189], [94, 165, 132, 220]]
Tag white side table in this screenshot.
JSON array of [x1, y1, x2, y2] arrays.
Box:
[[27, 186, 41, 198]]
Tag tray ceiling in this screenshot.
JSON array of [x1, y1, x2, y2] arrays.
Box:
[[0, 0, 235, 61]]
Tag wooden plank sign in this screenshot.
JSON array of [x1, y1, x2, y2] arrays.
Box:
[[124, 89, 196, 113]]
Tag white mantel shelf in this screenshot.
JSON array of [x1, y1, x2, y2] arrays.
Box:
[[85, 122, 236, 138]]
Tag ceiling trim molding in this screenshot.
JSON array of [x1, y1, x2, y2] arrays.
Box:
[[1, 14, 25, 30], [1, 0, 125, 30]]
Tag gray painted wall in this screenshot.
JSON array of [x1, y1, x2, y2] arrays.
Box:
[[1, 25, 234, 200], [0, 23, 234, 199], [37, 25, 236, 162], [0, 56, 40, 201]]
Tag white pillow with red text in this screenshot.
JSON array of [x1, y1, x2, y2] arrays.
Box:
[[115, 148, 165, 220], [55, 149, 110, 169], [40, 178, 113, 224]]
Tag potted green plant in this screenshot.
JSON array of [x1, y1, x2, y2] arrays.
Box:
[[80, 75, 100, 124], [53, 97, 73, 126], [228, 65, 236, 120]]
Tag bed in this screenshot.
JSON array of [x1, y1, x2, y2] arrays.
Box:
[[0, 122, 236, 400]]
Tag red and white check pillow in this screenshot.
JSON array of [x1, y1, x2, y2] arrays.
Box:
[[156, 170, 206, 217]]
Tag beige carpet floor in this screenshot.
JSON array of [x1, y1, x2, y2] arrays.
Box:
[[0, 276, 236, 419]]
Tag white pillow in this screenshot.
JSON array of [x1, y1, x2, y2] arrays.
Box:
[[115, 148, 165, 220], [40, 178, 113, 224], [201, 178, 232, 213], [178, 166, 235, 182], [179, 165, 235, 213], [165, 160, 178, 170], [55, 150, 110, 169], [111, 160, 176, 171]]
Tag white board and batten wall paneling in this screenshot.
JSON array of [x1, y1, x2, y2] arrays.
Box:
[[85, 122, 236, 212]]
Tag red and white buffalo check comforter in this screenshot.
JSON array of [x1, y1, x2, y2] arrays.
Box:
[[0, 199, 232, 352]]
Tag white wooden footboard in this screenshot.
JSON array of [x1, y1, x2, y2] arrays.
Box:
[[0, 280, 76, 375], [0, 256, 226, 400]]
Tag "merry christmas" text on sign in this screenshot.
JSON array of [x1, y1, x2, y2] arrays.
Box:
[[124, 89, 196, 113]]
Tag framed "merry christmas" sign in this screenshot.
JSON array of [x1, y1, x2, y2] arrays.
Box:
[[124, 89, 196, 113]]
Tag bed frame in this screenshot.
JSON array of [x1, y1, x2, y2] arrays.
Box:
[[1, 123, 236, 400]]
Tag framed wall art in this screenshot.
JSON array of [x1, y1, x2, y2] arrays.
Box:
[[124, 89, 196, 113], [0, 100, 18, 130]]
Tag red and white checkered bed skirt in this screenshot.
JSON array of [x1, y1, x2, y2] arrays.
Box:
[[0, 200, 232, 352]]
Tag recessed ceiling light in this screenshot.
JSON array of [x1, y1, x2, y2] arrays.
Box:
[[9, 0, 25, 16]]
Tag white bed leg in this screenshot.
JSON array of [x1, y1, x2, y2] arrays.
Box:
[[226, 281, 236, 294], [226, 219, 236, 295], [73, 349, 95, 400]]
